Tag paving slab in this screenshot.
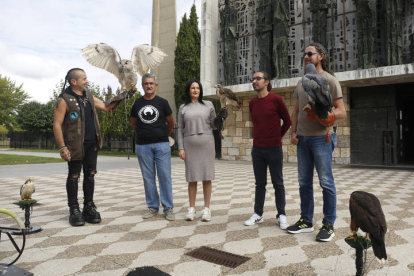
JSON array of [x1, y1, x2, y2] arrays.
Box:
[[1, 156, 414, 275]]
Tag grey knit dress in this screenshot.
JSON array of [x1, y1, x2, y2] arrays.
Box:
[[177, 101, 216, 182]]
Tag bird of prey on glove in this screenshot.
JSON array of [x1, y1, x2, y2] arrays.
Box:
[[81, 43, 167, 106], [215, 84, 242, 110], [301, 63, 333, 120]]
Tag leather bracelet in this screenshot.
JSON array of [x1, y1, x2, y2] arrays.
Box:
[[59, 146, 67, 151]]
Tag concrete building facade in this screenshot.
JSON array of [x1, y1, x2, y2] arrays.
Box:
[[152, 0, 177, 121], [201, 0, 414, 166]]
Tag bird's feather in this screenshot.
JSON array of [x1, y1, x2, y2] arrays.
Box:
[[302, 63, 333, 119], [350, 191, 387, 260], [20, 179, 35, 200], [215, 84, 242, 109], [81, 43, 121, 78], [131, 44, 167, 76]]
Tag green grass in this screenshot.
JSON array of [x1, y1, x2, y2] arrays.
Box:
[[0, 154, 65, 165], [5, 148, 178, 157], [6, 148, 132, 157]]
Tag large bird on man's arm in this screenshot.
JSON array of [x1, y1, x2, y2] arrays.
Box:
[[349, 191, 388, 261], [301, 63, 333, 120], [81, 43, 167, 105]]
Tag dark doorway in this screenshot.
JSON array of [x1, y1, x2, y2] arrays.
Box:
[[350, 82, 414, 166], [396, 83, 414, 164]]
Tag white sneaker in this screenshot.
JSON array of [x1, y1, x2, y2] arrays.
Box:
[[201, 207, 211, 222], [244, 213, 263, 226], [186, 207, 196, 221], [278, 214, 289, 230]]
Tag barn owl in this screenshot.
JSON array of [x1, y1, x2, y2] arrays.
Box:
[[81, 43, 167, 93]]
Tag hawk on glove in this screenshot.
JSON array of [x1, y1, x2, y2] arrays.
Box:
[[215, 84, 242, 109]]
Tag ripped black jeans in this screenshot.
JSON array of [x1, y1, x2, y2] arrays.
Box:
[[66, 142, 98, 207]]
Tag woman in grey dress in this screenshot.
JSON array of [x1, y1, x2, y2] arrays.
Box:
[[178, 79, 216, 222]]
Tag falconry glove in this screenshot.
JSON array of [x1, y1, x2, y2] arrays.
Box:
[[303, 105, 335, 127], [214, 107, 228, 131], [105, 89, 135, 109]]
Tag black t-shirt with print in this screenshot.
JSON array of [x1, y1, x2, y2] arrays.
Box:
[[130, 95, 172, 145]]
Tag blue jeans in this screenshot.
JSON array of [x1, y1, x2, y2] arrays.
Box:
[[297, 133, 337, 225], [251, 146, 286, 217], [136, 142, 174, 213]]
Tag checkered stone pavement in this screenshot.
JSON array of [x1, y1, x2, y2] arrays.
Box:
[[1, 162, 414, 275]]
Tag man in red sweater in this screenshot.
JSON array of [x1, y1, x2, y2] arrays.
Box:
[[244, 71, 292, 229]]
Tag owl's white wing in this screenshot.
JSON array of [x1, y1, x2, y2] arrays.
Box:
[[81, 43, 121, 78], [131, 44, 167, 76]]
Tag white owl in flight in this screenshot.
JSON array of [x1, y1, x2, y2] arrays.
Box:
[[81, 43, 167, 93]]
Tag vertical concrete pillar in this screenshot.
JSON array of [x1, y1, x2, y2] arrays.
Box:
[[200, 0, 219, 95], [152, 0, 177, 120]]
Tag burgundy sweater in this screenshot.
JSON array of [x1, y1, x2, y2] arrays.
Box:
[[249, 92, 291, 148]]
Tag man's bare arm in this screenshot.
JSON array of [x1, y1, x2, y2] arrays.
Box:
[[290, 99, 299, 145], [53, 98, 71, 161], [165, 114, 174, 136], [131, 117, 138, 132], [331, 98, 346, 120], [53, 98, 67, 148]]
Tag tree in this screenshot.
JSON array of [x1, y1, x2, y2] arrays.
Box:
[[51, 80, 105, 101], [0, 74, 29, 129], [174, 4, 201, 111], [51, 79, 107, 124], [100, 86, 140, 150], [0, 125, 8, 138], [15, 101, 55, 149]]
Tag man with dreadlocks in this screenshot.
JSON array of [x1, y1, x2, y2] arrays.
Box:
[[53, 68, 118, 226], [286, 43, 346, 242]]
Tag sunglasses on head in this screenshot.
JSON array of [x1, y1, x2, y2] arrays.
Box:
[[303, 51, 319, 58]]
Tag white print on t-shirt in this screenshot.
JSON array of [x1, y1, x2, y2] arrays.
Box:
[[138, 105, 160, 124]]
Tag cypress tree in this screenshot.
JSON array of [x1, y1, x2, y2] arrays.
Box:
[[174, 4, 200, 111]]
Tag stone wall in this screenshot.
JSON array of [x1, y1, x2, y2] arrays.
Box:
[[220, 87, 350, 164]]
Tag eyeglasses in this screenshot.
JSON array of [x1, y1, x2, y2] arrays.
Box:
[[251, 77, 265, 82], [303, 51, 319, 58]]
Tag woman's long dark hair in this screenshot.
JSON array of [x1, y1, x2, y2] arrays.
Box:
[[308, 42, 334, 76], [185, 79, 204, 105]]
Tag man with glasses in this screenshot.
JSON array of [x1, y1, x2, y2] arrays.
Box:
[[244, 71, 291, 229], [130, 73, 175, 221], [287, 43, 346, 242]]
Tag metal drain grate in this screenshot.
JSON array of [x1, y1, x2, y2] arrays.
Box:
[[185, 246, 251, 268]]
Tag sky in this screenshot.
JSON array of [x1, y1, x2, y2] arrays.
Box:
[[0, 0, 201, 103]]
